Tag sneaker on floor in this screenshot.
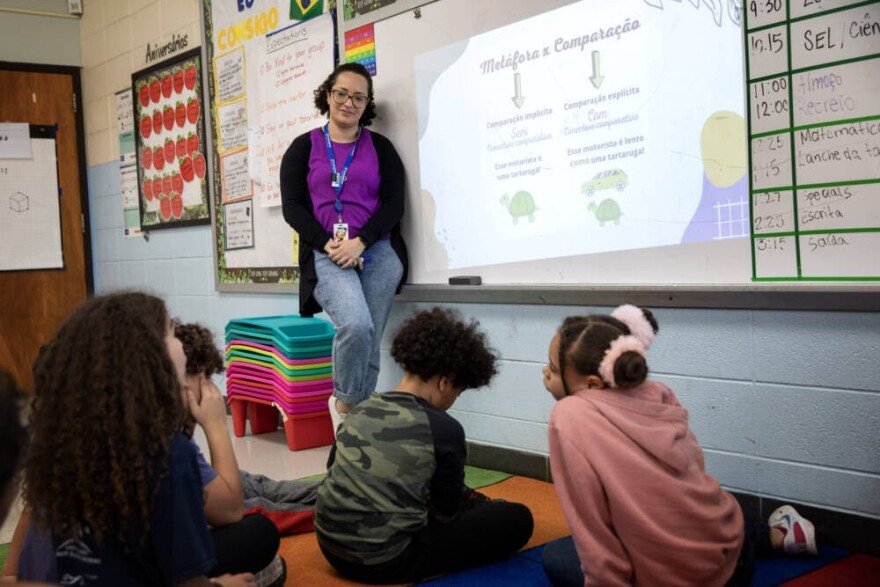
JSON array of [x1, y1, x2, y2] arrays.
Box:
[[253, 555, 286, 587], [769, 505, 818, 556], [328, 395, 346, 435]]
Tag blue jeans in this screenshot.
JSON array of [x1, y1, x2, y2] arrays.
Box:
[[313, 239, 403, 406]]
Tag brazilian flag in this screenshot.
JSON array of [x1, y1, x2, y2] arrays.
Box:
[[290, 0, 324, 20]]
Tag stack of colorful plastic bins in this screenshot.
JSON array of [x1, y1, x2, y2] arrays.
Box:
[[225, 315, 335, 451]]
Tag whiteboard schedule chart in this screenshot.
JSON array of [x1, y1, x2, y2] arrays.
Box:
[[745, 0, 880, 281]]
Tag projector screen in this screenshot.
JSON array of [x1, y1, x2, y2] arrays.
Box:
[[401, 0, 748, 284]]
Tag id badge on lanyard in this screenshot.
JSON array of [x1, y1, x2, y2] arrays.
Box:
[[323, 124, 360, 233]]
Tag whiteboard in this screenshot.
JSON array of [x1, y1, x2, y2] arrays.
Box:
[[372, 0, 762, 286], [374, 0, 870, 288], [199, 0, 880, 301], [0, 133, 63, 272]]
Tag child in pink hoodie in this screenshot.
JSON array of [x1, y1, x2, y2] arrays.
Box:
[[541, 305, 817, 587]]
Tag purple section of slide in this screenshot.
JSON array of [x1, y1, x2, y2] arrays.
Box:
[[681, 173, 749, 244]]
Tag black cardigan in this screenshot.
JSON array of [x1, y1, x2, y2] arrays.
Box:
[[279, 128, 408, 317]]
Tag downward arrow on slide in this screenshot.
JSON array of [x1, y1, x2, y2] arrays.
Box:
[[512, 72, 525, 108], [590, 50, 604, 89]]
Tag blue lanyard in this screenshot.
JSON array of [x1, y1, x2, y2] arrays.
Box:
[[322, 123, 360, 221]]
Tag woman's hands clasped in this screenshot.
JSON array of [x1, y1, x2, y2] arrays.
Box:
[[325, 237, 366, 270]]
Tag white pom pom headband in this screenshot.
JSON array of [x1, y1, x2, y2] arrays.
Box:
[[597, 335, 645, 389], [611, 304, 655, 350]]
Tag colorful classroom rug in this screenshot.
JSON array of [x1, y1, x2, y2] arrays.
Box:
[[780, 552, 880, 586], [420, 544, 880, 587], [276, 467, 569, 586], [3, 467, 878, 585], [276, 466, 879, 586]]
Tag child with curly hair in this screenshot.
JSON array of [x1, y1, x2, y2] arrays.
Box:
[[172, 321, 284, 585], [540, 305, 817, 587], [316, 307, 534, 584], [20, 292, 254, 586], [174, 321, 319, 514]]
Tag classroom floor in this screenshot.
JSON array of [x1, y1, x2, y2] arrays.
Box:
[[193, 416, 333, 481]]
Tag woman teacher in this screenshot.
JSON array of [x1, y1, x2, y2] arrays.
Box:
[[280, 63, 408, 431]]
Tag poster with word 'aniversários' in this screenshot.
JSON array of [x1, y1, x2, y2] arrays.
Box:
[[132, 47, 211, 230]]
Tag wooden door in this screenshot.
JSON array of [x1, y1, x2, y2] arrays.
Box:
[[0, 64, 91, 390]]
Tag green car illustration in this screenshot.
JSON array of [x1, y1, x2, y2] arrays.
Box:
[[581, 169, 628, 197]]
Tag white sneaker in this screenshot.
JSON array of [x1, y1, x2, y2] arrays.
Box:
[[769, 505, 818, 555], [328, 395, 346, 436]]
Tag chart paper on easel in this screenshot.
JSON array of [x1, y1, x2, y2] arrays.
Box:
[[0, 138, 63, 271]]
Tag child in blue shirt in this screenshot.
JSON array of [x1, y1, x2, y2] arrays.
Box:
[[20, 292, 254, 586]]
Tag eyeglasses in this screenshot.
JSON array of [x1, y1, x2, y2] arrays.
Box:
[[330, 89, 369, 108]]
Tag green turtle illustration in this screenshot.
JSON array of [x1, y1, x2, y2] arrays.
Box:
[[500, 191, 536, 225], [588, 198, 622, 227]]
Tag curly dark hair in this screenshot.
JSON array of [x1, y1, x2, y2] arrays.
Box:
[[390, 307, 498, 390], [173, 320, 224, 376], [24, 292, 186, 544], [313, 62, 377, 127], [0, 369, 27, 519], [557, 307, 659, 394]]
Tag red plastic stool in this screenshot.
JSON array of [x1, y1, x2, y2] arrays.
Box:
[[249, 401, 280, 434], [281, 410, 334, 451], [230, 398, 249, 437], [228, 396, 334, 451]]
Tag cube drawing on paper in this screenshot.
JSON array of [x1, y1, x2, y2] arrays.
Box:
[[9, 192, 29, 213]]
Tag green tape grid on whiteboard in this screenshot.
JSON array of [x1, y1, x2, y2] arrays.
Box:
[[746, 2, 880, 282]]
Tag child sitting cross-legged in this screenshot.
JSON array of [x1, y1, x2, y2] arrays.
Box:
[[540, 305, 818, 587], [174, 321, 320, 518], [173, 320, 287, 586], [316, 307, 535, 584], [19, 292, 254, 586]]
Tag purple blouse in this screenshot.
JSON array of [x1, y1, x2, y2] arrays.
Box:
[[306, 127, 381, 239]]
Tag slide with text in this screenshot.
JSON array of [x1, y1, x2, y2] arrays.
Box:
[[416, 0, 747, 270]]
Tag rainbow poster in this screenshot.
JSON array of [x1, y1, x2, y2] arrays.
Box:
[[344, 23, 376, 75]]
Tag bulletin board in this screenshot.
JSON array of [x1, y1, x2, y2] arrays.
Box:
[[202, 0, 333, 287]]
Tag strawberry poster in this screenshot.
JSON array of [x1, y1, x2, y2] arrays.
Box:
[[132, 47, 210, 230]]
